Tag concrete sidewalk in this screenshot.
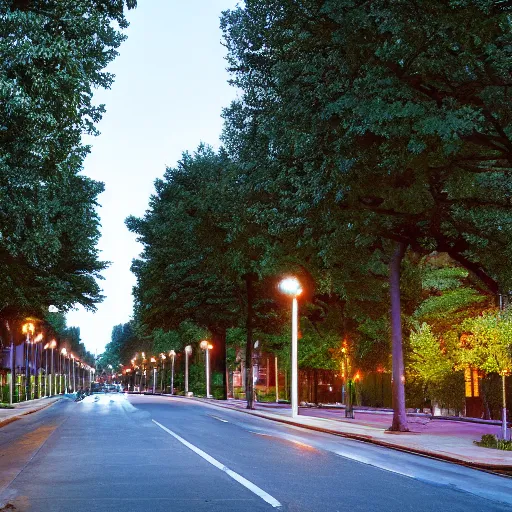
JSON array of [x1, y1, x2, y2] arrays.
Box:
[[0, 396, 62, 428], [183, 397, 512, 471]]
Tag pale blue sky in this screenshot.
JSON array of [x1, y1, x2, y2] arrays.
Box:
[[67, 1, 240, 354]]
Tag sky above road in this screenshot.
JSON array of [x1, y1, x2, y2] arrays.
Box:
[[66, 1, 239, 355]]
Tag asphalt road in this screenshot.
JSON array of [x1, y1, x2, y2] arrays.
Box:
[[1, 394, 511, 512]]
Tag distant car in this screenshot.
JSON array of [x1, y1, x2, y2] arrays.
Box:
[[90, 383, 102, 393]]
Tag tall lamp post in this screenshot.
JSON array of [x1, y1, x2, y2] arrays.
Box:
[[159, 354, 166, 392], [150, 357, 157, 394], [200, 341, 213, 398], [278, 277, 302, 418], [169, 350, 176, 395], [22, 322, 35, 401], [142, 353, 147, 391], [48, 340, 56, 396], [33, 333, 43, 398], [44, 342, 49, 396], [184, 345, 192, 395], [60, 348, 67, 393], [71, 354, 76, 392]]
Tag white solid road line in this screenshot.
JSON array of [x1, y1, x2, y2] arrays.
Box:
[[152, 419, 282, 509], [208, 414, 229, 423]]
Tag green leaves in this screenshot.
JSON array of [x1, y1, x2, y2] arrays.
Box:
[[461, 309, 512, 374], [0, 0, 133, 320]]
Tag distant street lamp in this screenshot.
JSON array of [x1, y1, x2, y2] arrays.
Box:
[[160, 354, 166, 392], [48, 340, 56, 396], [150, 357, 157, 394], [278, 277, 302, 418], [169, 350, 176, 395], [22, 322, 35, 400], [185, 345, 192, 395], [61, 348, 67, 393], [71, 354, 76, 392], [200, 341, 213, 398], [44, 342, 49, 396]]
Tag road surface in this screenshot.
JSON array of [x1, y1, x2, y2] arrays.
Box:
[[0, 393, 511, 511]]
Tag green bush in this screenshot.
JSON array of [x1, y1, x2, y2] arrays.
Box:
[[474, 434, 512, 451]]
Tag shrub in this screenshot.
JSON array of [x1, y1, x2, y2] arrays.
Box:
[[474, 434, 512, 451]]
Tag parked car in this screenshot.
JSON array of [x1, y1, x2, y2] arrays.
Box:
[[90, 383, 103, 393]]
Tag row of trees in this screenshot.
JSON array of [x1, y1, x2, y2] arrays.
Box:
[[95, 0, 511, 430], [0, 1, 136, 363]]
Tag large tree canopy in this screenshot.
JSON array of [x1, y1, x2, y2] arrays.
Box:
[[0, 0, 136, 321], [220, 0, 512, 429], [221, 0, 512, 291]]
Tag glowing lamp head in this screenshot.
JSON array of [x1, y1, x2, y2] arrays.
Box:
[[61, 348, 67, 355], [200, 340, 209, 350], [279, 277, 302, 297], [44, 343, 49, 349], [22, 322, 35, 335], [208, 344, 213, 350], [34, 333, 43, 342], [185, 345, 192, 355], [150, 357, 156, 363], [50, 340, 57, 348], [169, 350, 176, 357], [160, 353, 167, 360]]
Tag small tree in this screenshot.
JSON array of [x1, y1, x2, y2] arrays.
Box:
[[408, 324, 463, 412], [461, 310, 512, 437]]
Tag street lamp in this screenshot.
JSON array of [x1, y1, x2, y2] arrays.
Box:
[[150, 357, 157, 394], [60, 348, 67, 393], [48, 340, 56, 396], [33, 333, 43, 399], [200, 341, 213, 398], [44, 342, 49, 396], [184, 346, 192, 395], [159, 354, 166, 392], [169, 350, 176, 395], [22, 322, 35, 400], [278, 277, 302, 418], [71, 354, 76, 392]]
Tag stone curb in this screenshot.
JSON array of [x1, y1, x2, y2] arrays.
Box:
[[0, 397, 62, 429], [166, 395, 512, 473]]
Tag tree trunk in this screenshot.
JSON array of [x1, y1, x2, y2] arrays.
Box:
[[244, 274, 256, 409], [389, 242, 409, 432]]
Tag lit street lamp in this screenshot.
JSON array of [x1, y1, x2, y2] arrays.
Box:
[[169, 350, 176, 395], [150, 357, 157, 394], [48, 340, 56, 396], [22, 322, 35, 400], [185, 345, 192, 395], [279, 277, 302, 418], [71, 354, 76, 392], [44, 342, 49, 396], [160, 353, 166, 392], [200, 341, 213, 398], [60, 348, 67, 393]]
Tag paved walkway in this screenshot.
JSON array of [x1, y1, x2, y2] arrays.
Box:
[[186, 397, 512, 470], [0, 396, 62, 428]]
